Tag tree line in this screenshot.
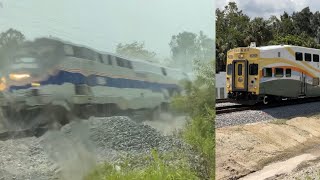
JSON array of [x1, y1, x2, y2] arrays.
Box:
[[216, 2, 320, 72], [117, 31, 214, 73]]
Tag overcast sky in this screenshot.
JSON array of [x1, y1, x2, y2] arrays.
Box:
[[0, 0, 214, 59], [216, 0, 320, 18]]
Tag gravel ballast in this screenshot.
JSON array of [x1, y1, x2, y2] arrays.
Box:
[[0, 116, 187, 180], [216, 101, 320, 128]]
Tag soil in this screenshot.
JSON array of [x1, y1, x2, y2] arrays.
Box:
[[216, 117, 320, 180]]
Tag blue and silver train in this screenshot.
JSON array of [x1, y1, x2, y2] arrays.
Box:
[[0, 37, 189, 129]]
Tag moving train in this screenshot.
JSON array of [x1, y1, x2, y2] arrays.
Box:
[[0, 37, 189, 129], [226, 43, 320, 105]]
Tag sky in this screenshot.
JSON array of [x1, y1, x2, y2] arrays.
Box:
[[216, 0, 320, 18], [0, 0, 214, 59]]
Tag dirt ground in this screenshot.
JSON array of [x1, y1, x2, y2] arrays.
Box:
[[216, 116, 320, 180]]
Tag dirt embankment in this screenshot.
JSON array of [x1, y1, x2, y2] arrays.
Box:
[[216, 117, 320, 180]]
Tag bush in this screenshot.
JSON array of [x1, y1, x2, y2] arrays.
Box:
[[171, 60, 215, 179]]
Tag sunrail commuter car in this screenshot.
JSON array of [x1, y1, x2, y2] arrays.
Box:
[[226, 43, 320, 105]]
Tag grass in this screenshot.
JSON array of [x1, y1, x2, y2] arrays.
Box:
[[85, 150, 199, 180], [182, 108, 215, 179]]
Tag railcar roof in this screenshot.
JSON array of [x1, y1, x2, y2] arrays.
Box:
[[254, 45, 319, 51]]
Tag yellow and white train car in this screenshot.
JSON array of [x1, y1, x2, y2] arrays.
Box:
[[226, 44, 320, 104]]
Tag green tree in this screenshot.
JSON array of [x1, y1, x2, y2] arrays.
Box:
[[169, 31, 214, 72], [244, 17, 273, 46], [116, 41, 157, 62], [292, 7, 314, 36], [215, 2, 250, 72], [0, 29, 25, 70], [0, 28, 25, 49], [169, 32, 198, 71]]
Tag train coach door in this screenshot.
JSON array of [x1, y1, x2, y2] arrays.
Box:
[[232, 60, 248, 91], [300, 72, 307, 96]]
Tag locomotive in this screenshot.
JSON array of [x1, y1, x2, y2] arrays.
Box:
[[226, 43, 320, 105], [0, 37, 189, 129]]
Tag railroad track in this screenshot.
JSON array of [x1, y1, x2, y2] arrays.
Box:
[[216, 96, 320, 115], [216, 99, 230, 103], [216, 104, 253, 114]]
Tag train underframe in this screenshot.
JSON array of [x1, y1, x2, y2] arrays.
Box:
[[0, 97, 169, 134], [227, 91, 292, 105]]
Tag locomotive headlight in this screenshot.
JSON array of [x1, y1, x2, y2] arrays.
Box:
[[31, 82, 41, 87], [9, 73, 31, 81], [238, 54, 244, 59]]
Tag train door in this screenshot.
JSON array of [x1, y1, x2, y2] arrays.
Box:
[[232, 60, 248, 91], [300, 72, 307, 96]]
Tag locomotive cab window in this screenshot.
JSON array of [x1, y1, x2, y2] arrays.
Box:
[[313, 54, 319, 62], [263, 68, 272, 77], [275, 68, 284, 77], [305, 53, 311, 62], [295, 52, 303, 61], [286, 69, 291, 77], [238, 64, 243, 76], [249, 64, 258, 75], [227, 64, 232, 75]]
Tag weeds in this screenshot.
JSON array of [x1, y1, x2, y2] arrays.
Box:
[[85, 150, 198, 180]]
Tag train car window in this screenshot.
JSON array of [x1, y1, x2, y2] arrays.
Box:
[[161, 67, 167, 76], [249, 64, 258, 75], [238, 64, 242, 76], [275, 68, 284, 77], [278, 52, 281, 57], [73, 47, 97, 61], [73, 46, 82, 58], [108, 55, 113, 65], [285, 69, 291, 77], [127, 61, 133, 69], [116, 57, 126, 67], [64, 45, 74, 56], [263, 68, 272, 77], [313, 54, 319, 62], [305, 53, 311, 62], [98, 54, 103, 63], [227, 64, 232, 75], [295, 52, 303, 61]]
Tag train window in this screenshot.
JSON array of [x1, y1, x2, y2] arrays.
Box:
[[161, 67, 167, 76], [295, 52, 303, 61], [64, 45, 74, 56], [249, 64, 258, 75], [305, 53, 312, 62], [73, 47, 97, 60], [313, 54, 319, 62], [238, 64, 242, 76], [127, 61, 133, 69], [285, 69, 291, 77], [275, 68, 284, 77], [116, 57, 126, 67], [227, 64, 232, 75], [263, 68, 272, 77], [98, 54, 103, 63], [278, 52, 281, 57], [108, 55, 113, 65]]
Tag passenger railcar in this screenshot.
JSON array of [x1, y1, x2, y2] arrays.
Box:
[[226, 43, 320, 105], [0, 37, 188, 128]]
